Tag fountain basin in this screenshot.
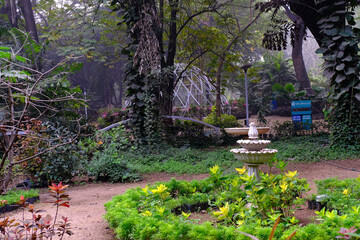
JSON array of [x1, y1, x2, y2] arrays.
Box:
[[224, 127, 270, 136], [237, 139, 271, 151], [230, 148, 277, 165]]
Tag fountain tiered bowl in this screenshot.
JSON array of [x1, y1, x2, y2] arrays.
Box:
[[224, 127, 270, 136], [230, 148, 277, 165], [236, 139, 271, 151], [230, 123, 277, 181]]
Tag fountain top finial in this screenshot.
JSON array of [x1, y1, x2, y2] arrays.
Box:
[[248, 122, 258, 139]]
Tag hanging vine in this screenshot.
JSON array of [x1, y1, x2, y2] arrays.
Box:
[[112, 0, 162, 146], [316, 2, 360, 145]]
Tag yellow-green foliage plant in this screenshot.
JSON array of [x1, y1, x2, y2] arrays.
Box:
[[105, 166, 360, 240]]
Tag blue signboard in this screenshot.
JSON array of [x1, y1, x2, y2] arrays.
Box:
[[291, 100, 312, 130], [292, 115, 301, 130], [302, 115, 312, 130], [292, 115, 301, 122], [291, 100, 311, 108]]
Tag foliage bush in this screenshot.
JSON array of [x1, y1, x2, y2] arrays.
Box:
[[272, 83, 295, 108], [249, 52, 297, 116], [105, 165, 360, 240], [86, 125, 142, 182], [315, 177, 360, 213], [168, 119, 221, 148], [96, 107, 129, 128], [16, 120, 87, 185], [270, 106, 292, 117], [168, 119, 239, 148], [32, 121, 86, 184], [271, 120, 330, 139], [203, 106, 239, 128]]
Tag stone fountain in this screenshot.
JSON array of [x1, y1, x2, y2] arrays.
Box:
[[230, 122, 277, 181]]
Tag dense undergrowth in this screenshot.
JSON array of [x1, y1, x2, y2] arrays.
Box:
[[83, 127, 360, 183], [105, 166, 360, 239], [270, 133, 360, 162], [316, 177, 360, 213]]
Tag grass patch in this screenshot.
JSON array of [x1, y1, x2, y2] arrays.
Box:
[[129, 134, 360, 175], [90, 132, 360, 181], [269, 134, 360, 162], [0, 189, 39, 205], [126, 147, 241, 175]]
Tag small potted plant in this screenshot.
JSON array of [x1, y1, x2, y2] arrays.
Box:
[[307, 194, 317, 210]]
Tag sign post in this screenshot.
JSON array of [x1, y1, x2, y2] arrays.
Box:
[[291, 100, 312, 130]]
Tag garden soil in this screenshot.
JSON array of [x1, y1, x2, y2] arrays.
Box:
[[8, 159, 360, 240]]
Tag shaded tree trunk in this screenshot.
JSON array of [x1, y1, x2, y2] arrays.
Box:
[[2, 0, 18, 27], [18, 0, 39, 42], [288, 0, 345, 45], [161, 0, 178, 117], [284, 6, 313, 95], [215, 59, 224, 118], [215, 40, 235, 118]]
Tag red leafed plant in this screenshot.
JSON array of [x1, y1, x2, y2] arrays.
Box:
[[336, 226, 359, 239], [0, 182, 73, 239]]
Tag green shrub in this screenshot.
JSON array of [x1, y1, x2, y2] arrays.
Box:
[[284, 83, 295, 93], [19, 121, 87, 184], [169, 120, 220, 148], [203, 106, 239, 128], [271, 120, 330, 138], [36, 121, 85, 183], [88, 154, 142, 182], [87, 126, 142, 182], [315, 177, 360, 213]]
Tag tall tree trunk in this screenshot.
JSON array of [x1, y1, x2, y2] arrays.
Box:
[[284, 6, 313, 95], [3, 0, 18, 27], [215, 57, 224, 118], [215, 36, 239, 117], [18, 0, 39, 42], [292, 22, 312, 95], [161, 0, 178, 117], [289, 0, 345, 45]]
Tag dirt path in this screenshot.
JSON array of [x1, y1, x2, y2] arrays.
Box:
[[8, 159, 360, 240]]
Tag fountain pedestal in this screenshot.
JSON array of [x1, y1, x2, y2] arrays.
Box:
[[247, 164, 260, 181], [230, 123, 277, 182]]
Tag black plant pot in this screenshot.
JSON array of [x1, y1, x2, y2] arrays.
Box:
[[26, 196, 40, 204], [173, 202, 209, 215], [315, 202, 327, 211], [0, 206, 6, 213], [6, 204, 20, 212], [307, 200, 316, 210]]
